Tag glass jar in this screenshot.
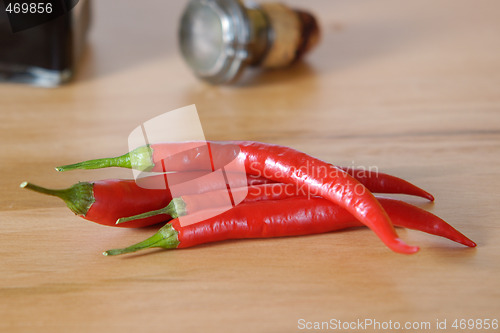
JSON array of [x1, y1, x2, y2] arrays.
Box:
[[0, 0, 91, 87]]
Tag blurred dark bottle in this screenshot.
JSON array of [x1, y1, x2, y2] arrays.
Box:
[[0, 0, 91, 87]]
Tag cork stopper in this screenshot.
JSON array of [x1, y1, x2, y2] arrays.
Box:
[[178, 0, 321, 84], [259, 3, 320, 68]]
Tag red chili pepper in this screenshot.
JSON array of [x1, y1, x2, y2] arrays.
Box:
[[20, 179, 172, 228], [103, 197, 475, 256], [20, 172, 272, 227], [56, 143, 433, 201], [57, 141, 419, 253], [117, 177, 433, 224]]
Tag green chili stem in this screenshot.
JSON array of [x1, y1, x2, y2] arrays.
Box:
[[103, 223, 180, 256], [20, 181, 61, 197], [116, 198, 186, 224], [20, 181, 94, 216], [55, 154, 130, 171], [55, 145, 154, 172]]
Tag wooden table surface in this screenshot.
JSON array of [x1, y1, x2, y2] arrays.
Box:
[[1, 1, 499, 332]]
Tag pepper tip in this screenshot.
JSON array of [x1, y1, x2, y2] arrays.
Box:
[[391, 238, 420, 254], [463, 239, 477, 248], [19, 181, 28, 188]]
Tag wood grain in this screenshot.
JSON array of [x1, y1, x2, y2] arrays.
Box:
[[1, 0, 499, 332]]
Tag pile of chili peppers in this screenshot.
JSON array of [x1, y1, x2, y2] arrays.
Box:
[[22, 141, 476, 256]]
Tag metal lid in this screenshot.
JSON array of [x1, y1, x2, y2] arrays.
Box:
[[179, 0, 251, 84]]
